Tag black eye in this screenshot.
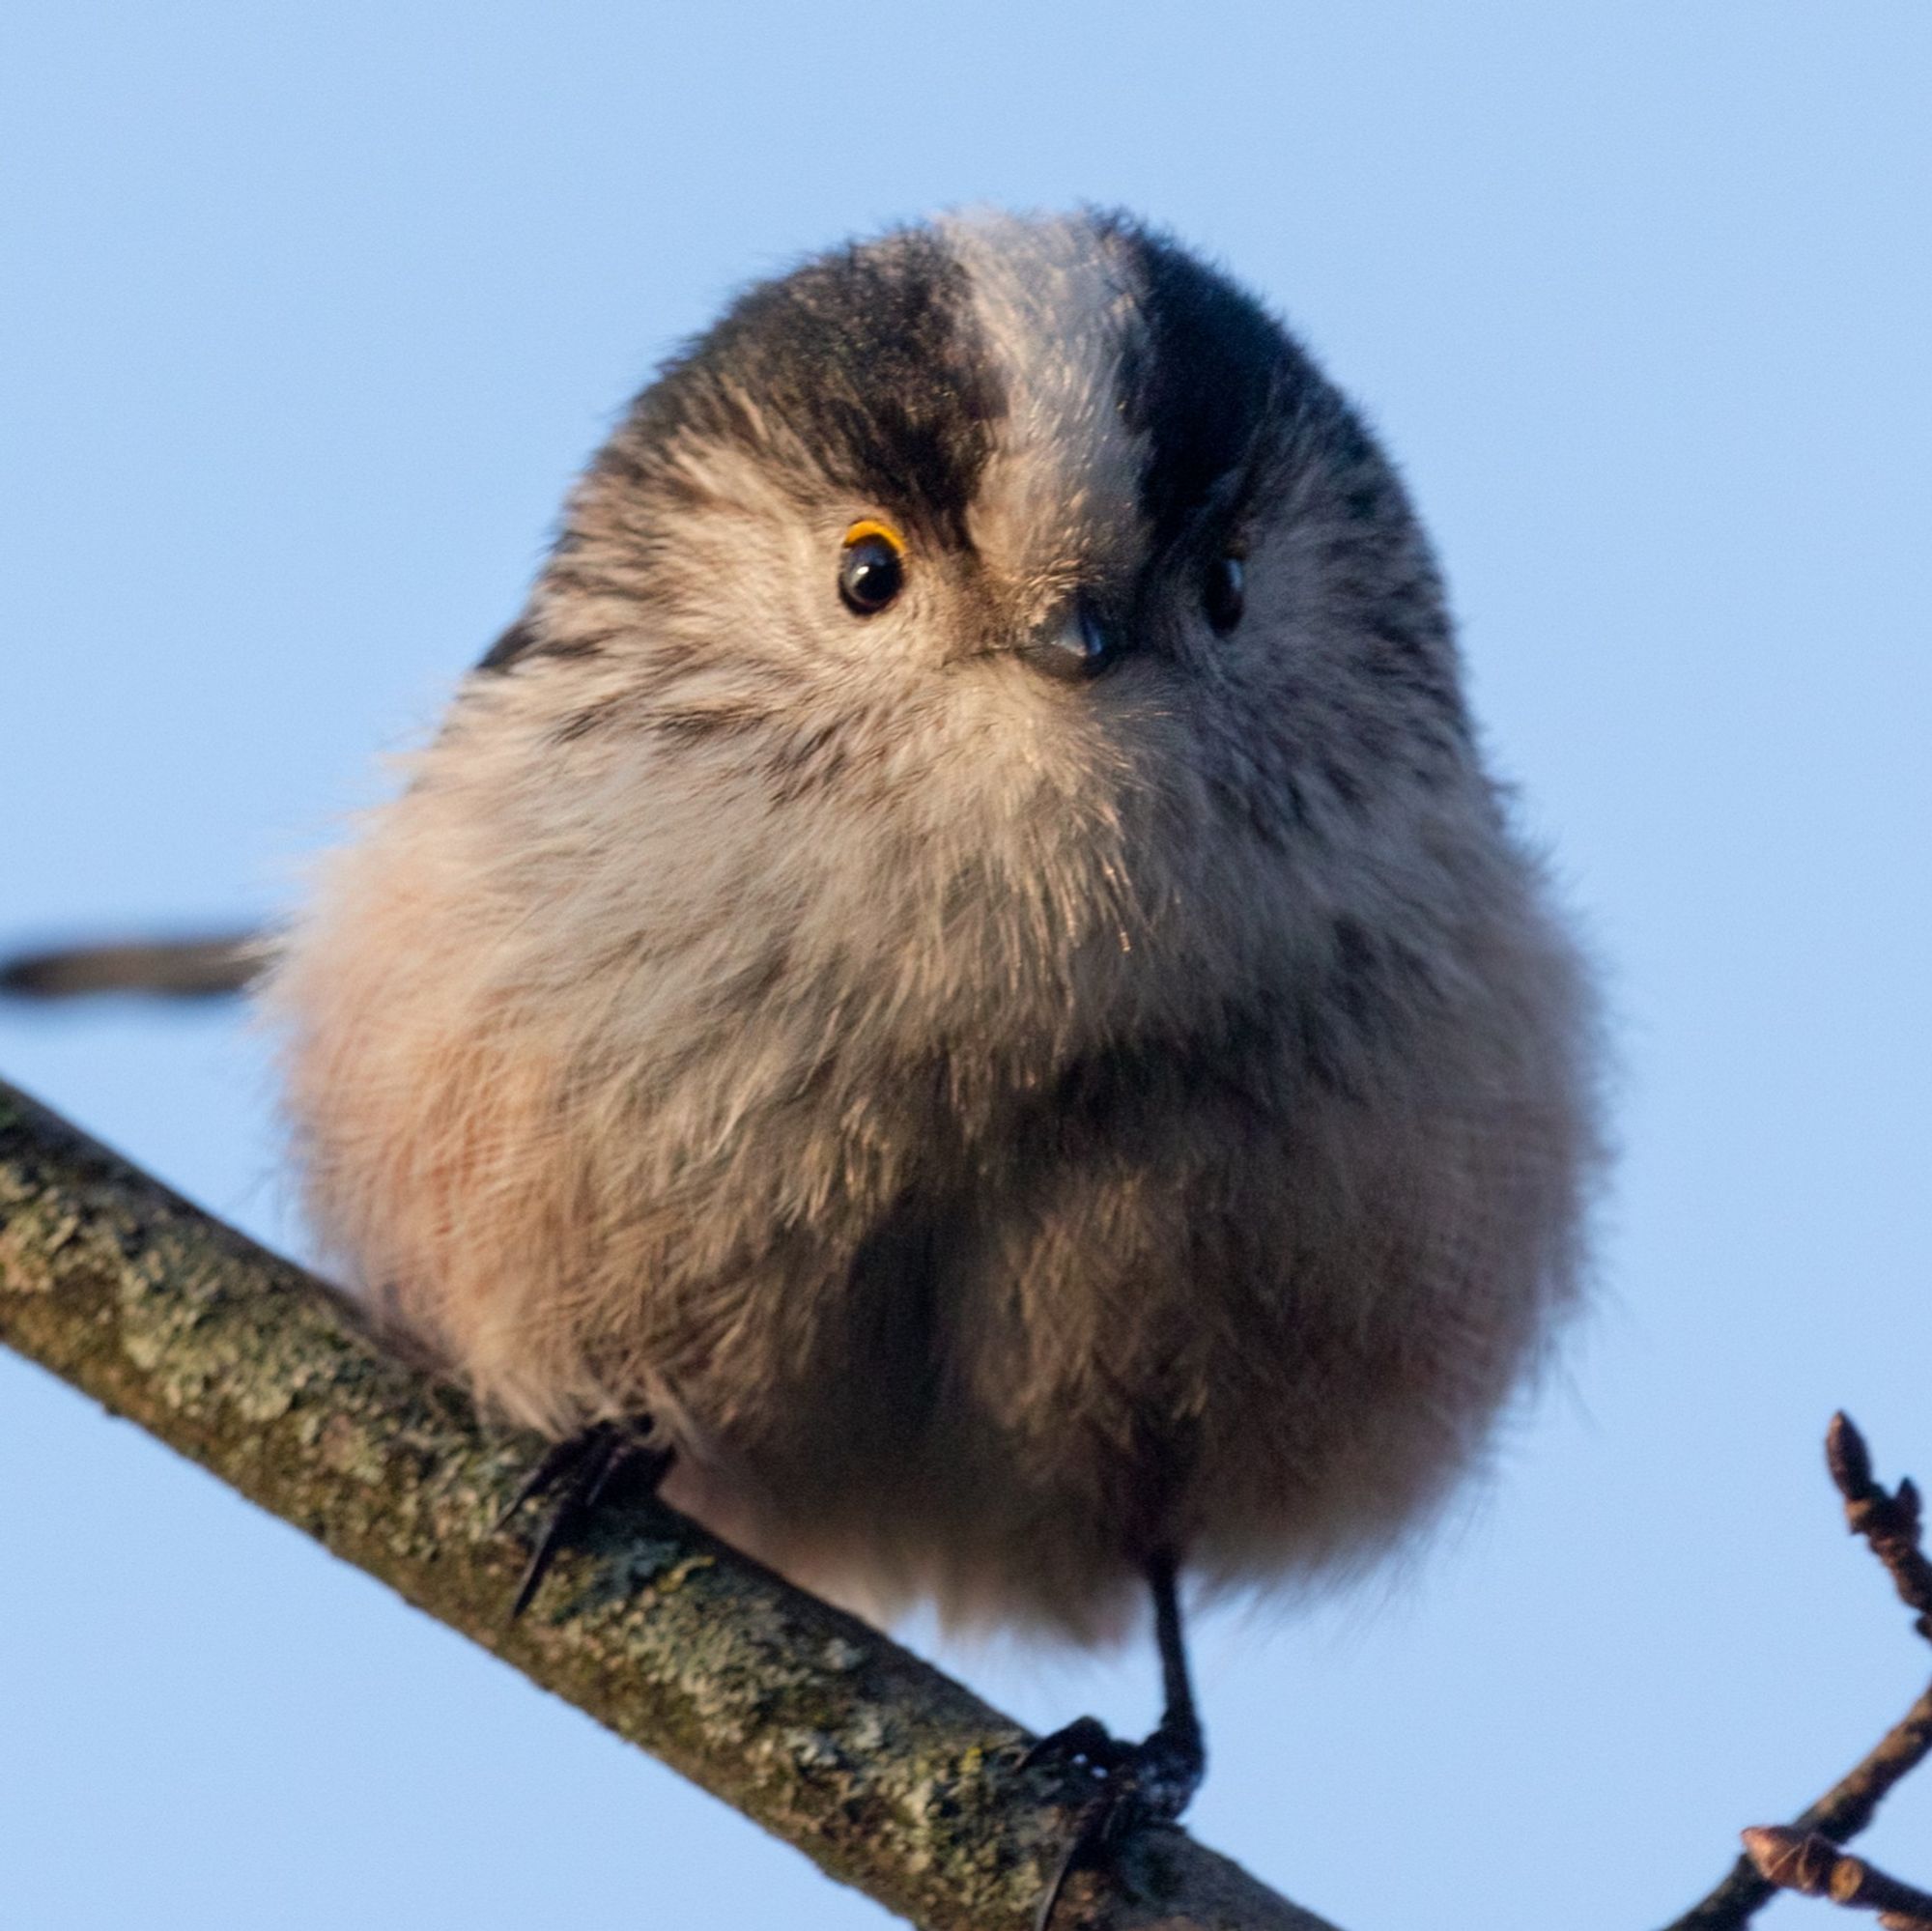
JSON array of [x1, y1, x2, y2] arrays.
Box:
[[1203, 553, 1245, 635], [838, 522, 906, 616]]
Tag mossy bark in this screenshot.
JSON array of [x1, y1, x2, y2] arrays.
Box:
[[0, 1076, 1336, 1931]]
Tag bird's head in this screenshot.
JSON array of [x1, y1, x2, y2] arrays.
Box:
[[455, 212, 1494, 1063]]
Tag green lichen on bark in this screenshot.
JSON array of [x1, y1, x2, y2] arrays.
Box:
[[0, 1075, 1336, 1931]]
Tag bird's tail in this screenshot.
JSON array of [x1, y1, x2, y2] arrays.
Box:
[[0, 931, 267, 1000]]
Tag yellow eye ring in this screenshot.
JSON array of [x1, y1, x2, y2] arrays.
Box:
[[841, 518, 905, 556], [838, 520, 908, 616]]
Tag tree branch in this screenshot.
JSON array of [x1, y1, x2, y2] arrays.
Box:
[[1660, 1417, 1932, 1931], [0, 1075, 1336, 1931], [1741, 1828, 1932, 1930]]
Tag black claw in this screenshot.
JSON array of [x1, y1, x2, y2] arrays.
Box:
[[1021, 1715, 1129, 1777], [508, 1428, 622, 1618], [495, 1430, 600, 1534], [1035, 1813, 1101, 1931], [1032, 1554, 1207, 1931], [498, 1420, 670, 1618], [1031, 1723, 1206, 1931]]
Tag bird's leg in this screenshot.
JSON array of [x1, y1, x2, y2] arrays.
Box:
[[1140, 1548, 1208, 1810], [1029, 1552, 1207, 1931], [496, 1418, 673, 1618]]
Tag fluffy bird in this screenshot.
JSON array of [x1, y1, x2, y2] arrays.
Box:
[[21, 210, 1604, 1908]]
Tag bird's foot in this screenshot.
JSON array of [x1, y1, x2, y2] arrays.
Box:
[[497, 1419, 671, 1617], [1027, 1716, 1205, 1931], [1020, 1714, 1137, 1779]]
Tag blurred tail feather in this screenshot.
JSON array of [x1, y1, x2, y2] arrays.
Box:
[[0, 932, 266, 999]]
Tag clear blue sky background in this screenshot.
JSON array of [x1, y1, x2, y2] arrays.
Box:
[[4, 7, 1929, 1927]]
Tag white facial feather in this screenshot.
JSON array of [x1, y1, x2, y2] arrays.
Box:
[[944, 211, 1147, 597]]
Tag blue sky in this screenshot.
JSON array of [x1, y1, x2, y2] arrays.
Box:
[[3, 7, 1929, 1927]]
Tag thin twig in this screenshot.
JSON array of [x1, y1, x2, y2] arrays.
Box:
[[1829, 1413, 1932, 1640], [1742, 1826, 1932, 1929], [1660, 1420, 1932, 1931]]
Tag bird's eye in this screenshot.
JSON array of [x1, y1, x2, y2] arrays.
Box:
[[838, 520, 907, 616], [1203, 553, 1245, 635]]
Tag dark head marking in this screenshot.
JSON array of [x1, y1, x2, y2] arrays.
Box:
[[476, 216, 1383, 686], [620, 228, 1008, 548], [476, 230, 1009, 677], [1103, 218, 1307, 545]]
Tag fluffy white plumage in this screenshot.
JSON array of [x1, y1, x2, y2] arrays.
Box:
[[264, 211, 1603, 1649]]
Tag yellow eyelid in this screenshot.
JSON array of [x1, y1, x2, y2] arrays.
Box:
[[842, 518, 906, 555]]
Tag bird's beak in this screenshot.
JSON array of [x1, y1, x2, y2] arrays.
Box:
[[1018, 594, 1124, 683]]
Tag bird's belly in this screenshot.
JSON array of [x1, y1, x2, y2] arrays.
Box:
[[361, 971, 1583, 1645], [655, 1096, 1533, 1644]]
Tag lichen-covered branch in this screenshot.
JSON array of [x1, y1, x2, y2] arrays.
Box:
[[0, 1075, 1335, 1931]]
